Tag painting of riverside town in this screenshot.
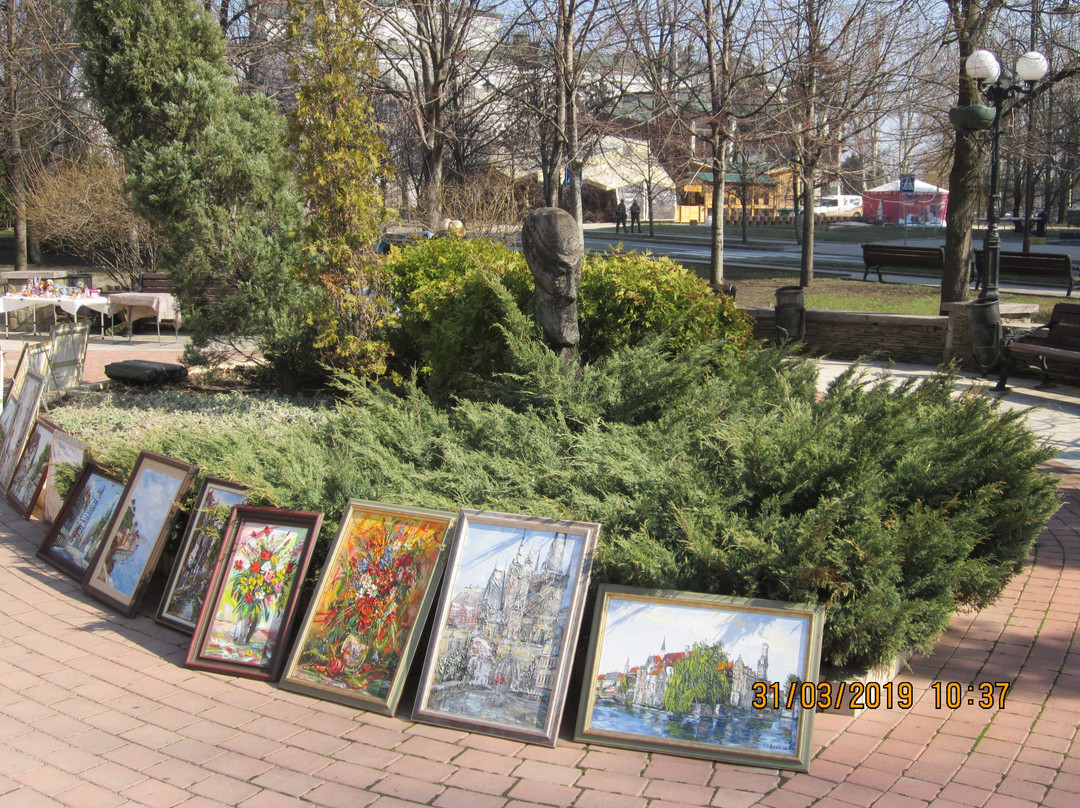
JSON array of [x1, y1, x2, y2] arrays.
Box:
[[281, 501, 455, 714], [83, 453, 195, 616], [187, 507, 320, 682], [413, 510, 598, 745], [37, 463, 124, 580], [575, 586, 825, 771], [157, 478, 249, 632]]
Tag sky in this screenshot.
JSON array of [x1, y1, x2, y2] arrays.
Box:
[[447, 520, 583, 598], [595, 594, 813, 686]]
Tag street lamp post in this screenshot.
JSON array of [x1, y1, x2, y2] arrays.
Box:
[[951, 48, 1048, 371]]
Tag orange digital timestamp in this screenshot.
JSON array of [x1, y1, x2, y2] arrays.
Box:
[[930, 681, 1011, 709], [751, 681, 915, 711]]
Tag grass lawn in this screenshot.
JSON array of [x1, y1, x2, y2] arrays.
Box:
[[724, 267, 1060, 321]]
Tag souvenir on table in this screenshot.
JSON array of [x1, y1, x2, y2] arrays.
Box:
[[40, 430, 87, 525], [0, 369, 46, 491], [574, 585, 826, 772], [156, 476, 249, 633], [186, 506, 322, 682], [6, 416, 57, 518], [281, 500, 456, 714], [37, 462, 125, 581], [82, 451, 197, 616], [412, 509, 599, 746]]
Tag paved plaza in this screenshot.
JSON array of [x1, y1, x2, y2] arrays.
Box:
[[0, 340, 1078, 806]]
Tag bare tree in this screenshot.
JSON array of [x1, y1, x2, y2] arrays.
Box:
[[619, 0, 783, 285], [1, 0, 88, 271], [770, 0, 913, 287], [364, 0, 502, 228]]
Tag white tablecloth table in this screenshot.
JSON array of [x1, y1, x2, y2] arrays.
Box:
[[0, 295, 112, 336], [106, 292, 182, 341]]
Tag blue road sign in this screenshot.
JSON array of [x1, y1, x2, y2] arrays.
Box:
[[899, 175, 915, 194]]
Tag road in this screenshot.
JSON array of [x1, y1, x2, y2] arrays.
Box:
[[583, 227, 1080, 296]]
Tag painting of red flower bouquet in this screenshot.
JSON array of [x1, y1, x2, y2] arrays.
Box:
[[281, 500, 455, 714], [186, 506, 322, 682]]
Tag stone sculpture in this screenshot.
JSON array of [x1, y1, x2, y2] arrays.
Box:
[[521, 207, 582, 362]]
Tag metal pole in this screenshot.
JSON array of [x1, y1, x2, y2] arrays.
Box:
[[982, 93, 1004, 305]]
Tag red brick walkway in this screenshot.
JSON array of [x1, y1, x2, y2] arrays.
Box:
[[0, 460, 1077, 807]]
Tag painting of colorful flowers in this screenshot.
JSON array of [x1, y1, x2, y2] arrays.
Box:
[[186, 506, 322, 682], [281, 501, 455, 714]]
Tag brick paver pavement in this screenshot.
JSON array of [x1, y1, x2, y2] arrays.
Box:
[[0, 356, 1078, 806]]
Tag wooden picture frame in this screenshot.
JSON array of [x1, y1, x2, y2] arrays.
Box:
[[0, 369, 46, 491], [412, 509, 599, 746], [37, 462, 125, 581], [156, 476, 249, 633], [186, 506, 322, 682], [82, 451, 197, 616], [44, 321, 90, 395], [574, 585, 826, 773], [6, 416, 57, 517], [2, 342, 47, 407], [281, 500, 456, 715], [40, 430, 87, 525]]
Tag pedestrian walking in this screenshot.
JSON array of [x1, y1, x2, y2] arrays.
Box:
[[615, 200, 627, 234], [629, 199, 641, 233]]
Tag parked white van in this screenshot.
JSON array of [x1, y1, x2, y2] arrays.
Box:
[[814, 195, 863, 219]]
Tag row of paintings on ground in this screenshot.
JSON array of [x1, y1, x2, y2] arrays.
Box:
[[7, 422, 826, 772]]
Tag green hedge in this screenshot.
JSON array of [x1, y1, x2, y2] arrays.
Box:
[[51, 339, 1059, 670]]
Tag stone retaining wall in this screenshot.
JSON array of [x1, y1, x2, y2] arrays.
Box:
[[744, 301, 1041, 372]]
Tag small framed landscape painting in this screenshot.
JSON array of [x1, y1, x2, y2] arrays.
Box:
[[281, 500, 456, 715], [186, 506, 322, 682], [574, 585, 826, 772], [0, 368, 46, 491], [412, 509, 599, 746], [6, 416, 57, 517], [40, 431, 87, 524], [37, 462, 125, 581], [82, 451, 197, 616], [156, 476, 249, 633]]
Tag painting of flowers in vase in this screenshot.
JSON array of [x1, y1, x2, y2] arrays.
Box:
[[187, 506, 322, 682], [282, 500, 456, 714]]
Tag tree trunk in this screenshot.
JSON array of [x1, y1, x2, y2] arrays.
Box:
[[799, 170, 815, 287], [422, 143, 444, 229], [708, 147, 727, 286], [941, 130, 982, 304]]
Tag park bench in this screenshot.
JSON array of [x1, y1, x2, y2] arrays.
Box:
[[996, 302, 1080, 390], [861, 244, 945, 282], [973, 250, 1074, 297]]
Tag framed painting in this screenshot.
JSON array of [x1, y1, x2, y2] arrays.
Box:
[[186, 506, 322, 682], [6, 416, 57, 517], [44, 321, 89, 395], [2, 342, 47, 407], [0, 369, 46, 491], [40, 431, 87, 524], [82, 451, 197, 616], [37, 462, 125, 581], [281, 500, 456, 714], [156, 476, 249, 633], [412, 509, 599, 746], [574, 585, 826, 773]]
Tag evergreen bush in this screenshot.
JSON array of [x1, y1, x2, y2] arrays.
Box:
[[382, 238, 754, 396], [51, 339, 1059, 670]]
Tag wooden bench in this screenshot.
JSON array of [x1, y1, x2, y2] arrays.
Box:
[[861, 244, 945, 282], [974, 250, 1074, 297], [139, 272, 175, 294], [997, 302, 1080, 390]]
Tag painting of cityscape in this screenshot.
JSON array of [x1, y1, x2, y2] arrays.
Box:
[[82, 451, 196, 617], [37, 462, 124, 581], [413, 510, 599, 745], [156, 477, 249, 633], [281, 501, 456, 714], [6, 417, 57, 517], [187, 506, 322, 682], [574, 586, 825, 771]]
